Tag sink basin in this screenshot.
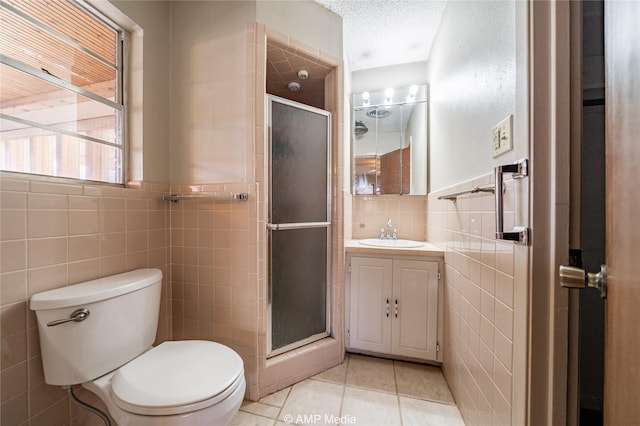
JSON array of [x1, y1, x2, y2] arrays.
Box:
[[359, 238, 424, 248]]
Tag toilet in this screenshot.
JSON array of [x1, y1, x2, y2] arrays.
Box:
[[30, 268, 245, 426]]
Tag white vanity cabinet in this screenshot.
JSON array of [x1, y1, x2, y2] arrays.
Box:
[[346, 253, 442, 362]]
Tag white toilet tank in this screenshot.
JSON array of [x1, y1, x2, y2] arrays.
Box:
[[30, 268, 162, 386]]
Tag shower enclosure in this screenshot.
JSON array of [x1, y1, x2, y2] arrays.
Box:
[[267, 96, 331, 357]]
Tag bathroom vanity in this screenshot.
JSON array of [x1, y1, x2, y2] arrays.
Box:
[[345, 240, 444, 363]]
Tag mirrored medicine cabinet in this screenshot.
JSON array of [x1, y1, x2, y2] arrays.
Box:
[[351, 85, 428, 195]]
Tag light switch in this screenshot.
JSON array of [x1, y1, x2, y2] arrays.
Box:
[[492, 114, 513, 158]]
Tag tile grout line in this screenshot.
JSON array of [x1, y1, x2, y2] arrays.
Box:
[[273, 385, 292, 423], [393, 360, 404, 426], [336, 353, 350, 426]]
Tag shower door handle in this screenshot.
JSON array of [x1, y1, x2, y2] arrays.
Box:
[[267, 222, 331, 231]]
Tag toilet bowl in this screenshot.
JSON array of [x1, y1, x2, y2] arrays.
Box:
[[84, 341, 246, 426], [30, 269, 245, 425]]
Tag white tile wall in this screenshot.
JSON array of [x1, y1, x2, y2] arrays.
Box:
[[428, 173, 517, 426]]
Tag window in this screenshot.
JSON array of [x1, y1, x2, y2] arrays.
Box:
[[0, 0, 125, 184]]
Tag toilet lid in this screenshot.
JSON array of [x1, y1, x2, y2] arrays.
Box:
[[111, 340, 244, 416]]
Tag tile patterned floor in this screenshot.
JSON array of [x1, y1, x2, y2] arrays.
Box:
[[231, 353, 465, 426]]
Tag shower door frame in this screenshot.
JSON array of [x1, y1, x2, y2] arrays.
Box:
[[266, 95, 332, 358]]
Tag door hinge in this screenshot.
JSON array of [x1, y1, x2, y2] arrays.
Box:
[[436, 342, 440, 352], [347, 329, 350, 342], [437, 272, 441, 280], [348, 264, 351, 273]]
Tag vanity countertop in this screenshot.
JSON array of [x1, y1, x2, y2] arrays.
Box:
[[345, 239, 444, 257]]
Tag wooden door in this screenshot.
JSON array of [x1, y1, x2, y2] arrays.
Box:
[[603, 1, 640, 422], [391, 260, 439, 360], [348, 257, 393, 353]]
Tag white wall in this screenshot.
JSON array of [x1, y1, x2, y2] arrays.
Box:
[[427, 1, 520, 191], [351, 61, 427, 93], [407, 102, 427, 194]]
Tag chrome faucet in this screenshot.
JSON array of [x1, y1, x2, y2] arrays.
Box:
[[380, 217, 398, 240]]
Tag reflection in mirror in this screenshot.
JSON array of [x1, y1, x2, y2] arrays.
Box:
[[352, 85, 428, 195]]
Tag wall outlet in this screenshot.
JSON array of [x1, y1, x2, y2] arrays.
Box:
[[492, 114, 513, 157]]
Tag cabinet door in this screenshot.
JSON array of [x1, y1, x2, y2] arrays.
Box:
[[349, 257, 393, 353], [391, 260, 439, 360]]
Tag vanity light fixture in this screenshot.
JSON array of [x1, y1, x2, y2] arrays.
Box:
[[362, 91, 370, 106], [384, 88, 394, 104], [407, 85, 419, 102]]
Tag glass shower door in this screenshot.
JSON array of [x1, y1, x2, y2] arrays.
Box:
[[267, 96, 331, 357]]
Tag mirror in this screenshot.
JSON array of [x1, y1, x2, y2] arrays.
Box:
[[352, 85, 428, 195]]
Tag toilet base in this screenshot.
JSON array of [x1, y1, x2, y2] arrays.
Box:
[[83, 371, 246, 426]]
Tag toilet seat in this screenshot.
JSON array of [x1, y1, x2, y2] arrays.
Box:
[[110, 340, 244, 416]]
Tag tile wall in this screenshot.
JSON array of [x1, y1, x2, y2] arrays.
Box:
[[168, 182, 260, 400], [0, 173, 171, 425], [351, 196, 428, 241], [427, 173, 516, 426]]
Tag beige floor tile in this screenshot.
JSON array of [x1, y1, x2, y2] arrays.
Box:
[[260, 386, 291, 407], [394, 361, 455, 404], [346, 354, 397, 394], [241, 400, 281, 418], [312, 355, 349, 384], [278, 379, 344, 425], [341, 387, 402, 426], [399, 396, 465, 426], [230, 410, 276, 426]]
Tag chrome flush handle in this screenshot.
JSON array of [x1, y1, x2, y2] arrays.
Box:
[[47, 308, 90, 327]]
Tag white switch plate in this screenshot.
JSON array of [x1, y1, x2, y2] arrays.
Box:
[[492, 114, 513, 158]]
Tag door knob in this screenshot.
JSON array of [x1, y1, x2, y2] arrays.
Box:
[[559, 264, 607, 298]]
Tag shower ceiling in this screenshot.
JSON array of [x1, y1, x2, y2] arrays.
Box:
[[266, 41, 332, 109], [314, 0, 447, 71]]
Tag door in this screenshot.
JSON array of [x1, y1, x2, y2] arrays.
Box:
[[603, 1, 640, 422], [348, 256, 393, 353], [391, 260, 439, 360], [267, 96, 331, 357]]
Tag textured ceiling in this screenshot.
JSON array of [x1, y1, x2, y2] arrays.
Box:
[[314, 0, 447, 71]]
